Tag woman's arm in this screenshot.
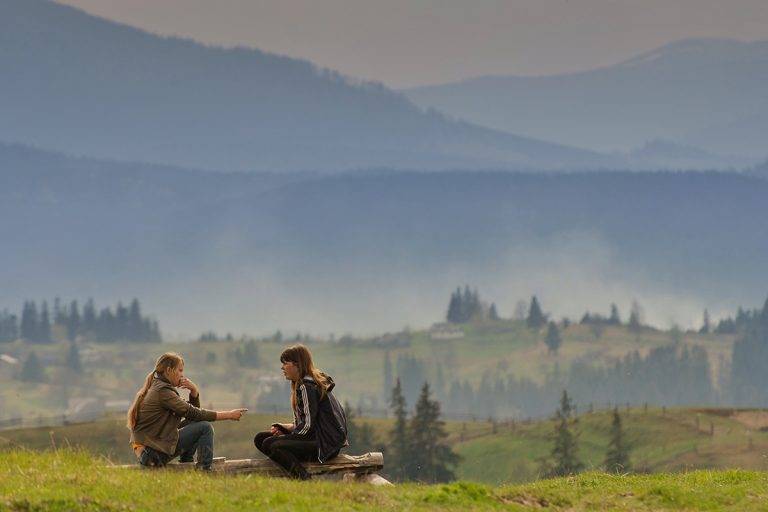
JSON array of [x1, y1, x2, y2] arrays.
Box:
[[217, 409, 248, 421], [293, 383, 320, 436]]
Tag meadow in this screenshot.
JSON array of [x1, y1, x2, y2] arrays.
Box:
[[2, 450, 768, 511]]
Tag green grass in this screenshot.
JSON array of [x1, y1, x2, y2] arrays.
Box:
[[2, 450, 768, 511]]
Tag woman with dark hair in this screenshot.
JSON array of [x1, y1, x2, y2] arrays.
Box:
[[254, 344, 348, 479], [128, 352, 247, 470]]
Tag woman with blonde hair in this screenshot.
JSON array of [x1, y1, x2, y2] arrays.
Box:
[[128, 352, 247, 470], [254, 344, 348, 479]]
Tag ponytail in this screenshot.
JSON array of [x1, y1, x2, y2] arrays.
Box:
[[126, 371, 154, 429], [126, 352, 184, 430]]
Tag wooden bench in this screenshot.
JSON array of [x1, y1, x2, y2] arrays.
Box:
[[115, 452, 390, 484]]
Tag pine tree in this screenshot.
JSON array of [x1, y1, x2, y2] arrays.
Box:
[[699, 309, 711, 334], [446, 288, 461, 323], [527, 296, 546, 329], [66, 342, 82, 372], [67, 300, 80, 342], [39, 301, 52, 343], [604, 408, 631, 473], [489, 303, 500, 321], [19, 351, 45, 382], [543, 390, 582, 477], [129, 299, 143, 341], [115, 302, 128, 341], [609, 303, 621, 325], [406, 383, 460, 482], [20, 301, 38, 342], [628, 301, 643, 332], [387, 379, 409, 481], [82, 299, 97, 337], [545, 321, 563, 354]]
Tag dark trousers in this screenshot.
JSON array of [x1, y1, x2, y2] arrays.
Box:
[[254, 431, 318, 480]]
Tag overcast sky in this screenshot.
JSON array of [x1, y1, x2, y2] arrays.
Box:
[[56, 0, 768, 88]]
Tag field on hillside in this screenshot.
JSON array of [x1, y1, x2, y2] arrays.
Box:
[[2, 450, 768, 511], [0, 319, 736, 421], [3, 408, 768, 486]]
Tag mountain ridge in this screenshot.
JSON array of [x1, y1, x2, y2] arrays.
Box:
[[0, 0, 608, 172], [404, 38, 768, 162]]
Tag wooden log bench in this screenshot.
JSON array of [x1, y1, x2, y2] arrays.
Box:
[[113, 452, 390, 485]]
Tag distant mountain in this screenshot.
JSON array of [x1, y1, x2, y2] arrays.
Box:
[[0, 0, 608, 172], [2, 141, 767, 334], [405, 38, 768, 162]]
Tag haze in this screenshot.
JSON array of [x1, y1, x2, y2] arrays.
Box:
[[55, 0, 768, 87]]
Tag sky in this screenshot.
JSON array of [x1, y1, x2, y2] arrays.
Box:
[[56, 0, 768, 88]]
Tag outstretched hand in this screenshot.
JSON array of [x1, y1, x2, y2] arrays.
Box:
[[228, 408, 248, 421]]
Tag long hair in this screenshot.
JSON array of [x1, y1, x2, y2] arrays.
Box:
[[280, 344, 330, 411], [126, 352, 184, 429]]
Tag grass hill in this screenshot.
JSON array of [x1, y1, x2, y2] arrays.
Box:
[[3, 451, 768, 511], [0, 0, 605, 172], [3, 407, 768, 487]]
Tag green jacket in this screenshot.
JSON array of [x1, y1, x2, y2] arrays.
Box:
[[130, 373, 217, 455]]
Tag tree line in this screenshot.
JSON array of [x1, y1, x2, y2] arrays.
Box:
[[0, 298, 161, 343]]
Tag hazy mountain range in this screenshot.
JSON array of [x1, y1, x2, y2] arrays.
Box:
[[0, 0, 613, 172], [2, 141, 766, 335], [405, 38, 768, 163]]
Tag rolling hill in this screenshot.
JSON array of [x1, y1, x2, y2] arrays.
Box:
[[0, 0, 607, 172], [405, 38, 768, 162]]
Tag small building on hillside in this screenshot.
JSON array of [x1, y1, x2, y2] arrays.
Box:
[[429, 323, 465, 340]]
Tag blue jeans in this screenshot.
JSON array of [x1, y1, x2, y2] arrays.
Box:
[[175, 420, 215, 469]]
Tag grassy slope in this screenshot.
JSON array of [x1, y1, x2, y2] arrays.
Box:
[[2, 451, 768, 511], [3, 408, 768, 487]]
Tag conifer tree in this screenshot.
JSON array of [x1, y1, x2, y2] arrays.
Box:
[[67, 300, 80, 342], [699, 309, 711, 334], [20, 301, 38, 342], [388, 379, 409, 481], [545, 321, 563, 354], [446, 288, 461, 323], [543, 390, 582, 477], [129, 299, 143, 341], [82, 299, 96, 336], [609, 303, 621, 325], [489, 303, 500, 321], [39, 301, 52, 343], [407, 383, 459, 482], [19, 351, 45, 382], [527, 296, 546, 329], [604, 408, 631, 472], [628, 301, 643, 332], [66, 342, 82, 373]]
